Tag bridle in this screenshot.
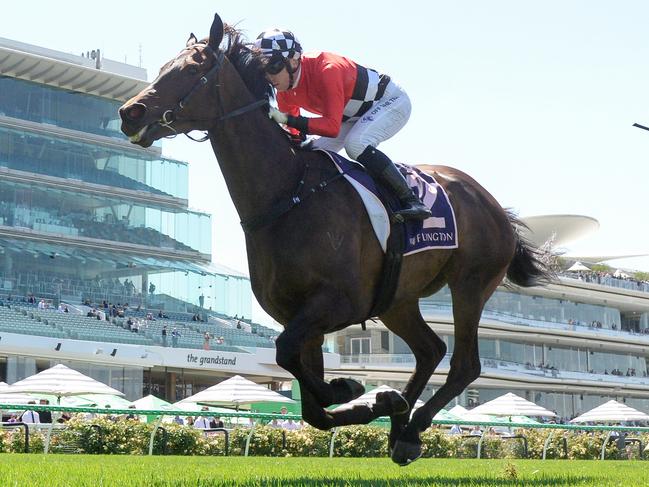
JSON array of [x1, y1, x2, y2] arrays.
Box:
[[157, 41, 267, 143]]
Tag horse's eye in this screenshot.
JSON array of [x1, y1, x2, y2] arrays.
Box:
[[188, 66, 199, 75]]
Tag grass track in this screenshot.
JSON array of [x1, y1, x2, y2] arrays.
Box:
[[0, 455, 647, 486]]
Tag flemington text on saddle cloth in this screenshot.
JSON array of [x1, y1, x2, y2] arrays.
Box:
[[317, 150, 459, 255]]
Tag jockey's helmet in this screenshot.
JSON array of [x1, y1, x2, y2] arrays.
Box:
[[255, 29, 302, 67]]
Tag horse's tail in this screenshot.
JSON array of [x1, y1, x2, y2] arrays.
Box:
[[505, 211, 556, 288]]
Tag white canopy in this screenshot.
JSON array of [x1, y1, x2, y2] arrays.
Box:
[[131, 394, 178, 411], [7, 364, 124, 399], [332, 385, 424, 412], [467, 392, 557, 418], [567, 261, 590, 272], [570, 400, 649, 423], [448, 404, 469, 417], [177, 375, 295, 407]]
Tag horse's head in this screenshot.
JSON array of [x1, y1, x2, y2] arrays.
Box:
[[119, 14, 227, 147]]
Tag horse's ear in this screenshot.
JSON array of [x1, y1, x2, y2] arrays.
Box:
[[186, 33, 198, 48], [208, 13, 224, 48]]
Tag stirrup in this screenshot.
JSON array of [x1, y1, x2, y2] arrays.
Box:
[[394, 202, 431, 221]]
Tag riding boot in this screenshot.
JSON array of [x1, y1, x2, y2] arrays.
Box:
[[357, 146, 432, 221]]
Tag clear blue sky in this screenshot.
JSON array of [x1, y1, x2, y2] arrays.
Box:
[[4, 3, 649, 285]]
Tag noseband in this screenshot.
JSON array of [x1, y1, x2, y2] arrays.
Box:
[[159, 42, 267, 142]]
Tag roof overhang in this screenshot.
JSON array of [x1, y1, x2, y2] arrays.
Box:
[[0, 46, 149, 102], [520, 214, 600, 248]]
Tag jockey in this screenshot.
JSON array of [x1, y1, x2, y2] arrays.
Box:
[[254, 29, 431, 221]]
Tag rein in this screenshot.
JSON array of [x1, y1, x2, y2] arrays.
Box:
[[158, 43, 267, 143], [240, 164, 347, 234]]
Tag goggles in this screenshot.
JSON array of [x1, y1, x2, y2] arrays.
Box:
[[265, 58, 286, 75]]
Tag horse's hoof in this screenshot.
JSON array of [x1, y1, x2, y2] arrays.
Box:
[[391, 440, 422, 466], [330, 378, 365, 403], [376, 391, 410, 416]]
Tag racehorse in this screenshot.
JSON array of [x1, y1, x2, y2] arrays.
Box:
[[119, 13, 552, 465]]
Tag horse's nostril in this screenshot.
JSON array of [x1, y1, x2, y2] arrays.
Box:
[[124, 104, 146, 121]]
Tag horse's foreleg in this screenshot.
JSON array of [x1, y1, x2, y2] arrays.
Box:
[[299, 339, 409, 430], [379, 300, 447, 451], [275, 292, 364, 407]]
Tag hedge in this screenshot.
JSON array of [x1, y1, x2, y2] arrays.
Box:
[[1, 419, 646, 460]]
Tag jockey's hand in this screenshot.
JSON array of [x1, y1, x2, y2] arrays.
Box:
[[269, 107, 288, 124]]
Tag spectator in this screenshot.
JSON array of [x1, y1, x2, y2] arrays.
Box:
[[211, 417, 224, 429], [38, 399, 52, 424], [282, 418, 300, 430], [21, 401, 40, 424], [449, 424, 463, 435], [172, 415, 185, 425], [171, 328, 180, 348], [469, 425, 482, 436], [203, 332, 211, 350], [161, 326, 168, 346], [194, 407, 213, 429], [38, 299, 47, 309], [124, 405, 139, 421]]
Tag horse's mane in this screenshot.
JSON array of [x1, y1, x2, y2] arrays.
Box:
[[208, 25, 275, 103]]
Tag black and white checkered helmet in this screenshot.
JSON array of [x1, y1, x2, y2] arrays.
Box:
[[254, 29, 302, 61]]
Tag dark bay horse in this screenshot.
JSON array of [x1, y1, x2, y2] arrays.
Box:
[[119, 13, 552, 465]]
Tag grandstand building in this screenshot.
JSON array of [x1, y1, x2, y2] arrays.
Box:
[[0, 38, 325, 401], [329, 215, 649, 420]]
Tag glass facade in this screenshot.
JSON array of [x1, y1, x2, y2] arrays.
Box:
[[422, 287, 623, 329], [0, 180, 210, 254], [0, 76, 125, 140], [0, 125, 187, 199], [2, 355, 143, 401]]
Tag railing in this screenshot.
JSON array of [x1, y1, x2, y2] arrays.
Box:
[[421, 302, 649, 343]]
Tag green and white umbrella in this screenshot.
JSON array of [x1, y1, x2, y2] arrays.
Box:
[[131, 394, 178, 411], [466, 393, 556, 418]]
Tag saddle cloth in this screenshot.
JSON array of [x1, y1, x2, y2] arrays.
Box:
[[317, 149, 459, 256]]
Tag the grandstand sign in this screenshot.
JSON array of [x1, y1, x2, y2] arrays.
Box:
[[186, 352, 236, 367]]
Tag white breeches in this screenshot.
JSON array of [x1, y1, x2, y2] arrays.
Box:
[[312, 80, 412, 159]]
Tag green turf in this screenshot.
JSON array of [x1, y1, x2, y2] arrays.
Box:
[[0, 455, 646, 486]]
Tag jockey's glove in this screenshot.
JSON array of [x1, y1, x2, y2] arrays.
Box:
[[269, 107, 288, 124]]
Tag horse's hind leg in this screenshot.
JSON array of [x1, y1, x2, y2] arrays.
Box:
[[379, 299, 447, 450], [299, 338, 410, 430], [391, 271, 506, 465]]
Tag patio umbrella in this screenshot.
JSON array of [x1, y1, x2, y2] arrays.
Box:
[[332, 385, 424, 412], [7, 364, 124, 402], [177, 375, 295, 408], [131, 394, 177, 411], [567, 261, 590, 272], [448, 404, 469, 417], [570, 400, 649, 423], [432, 408, 464, 421], [466, 393, 557, 418], [71, 393, 133, 409]]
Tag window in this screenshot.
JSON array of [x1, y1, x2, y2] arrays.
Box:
[[350, 337, 371, 355]]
